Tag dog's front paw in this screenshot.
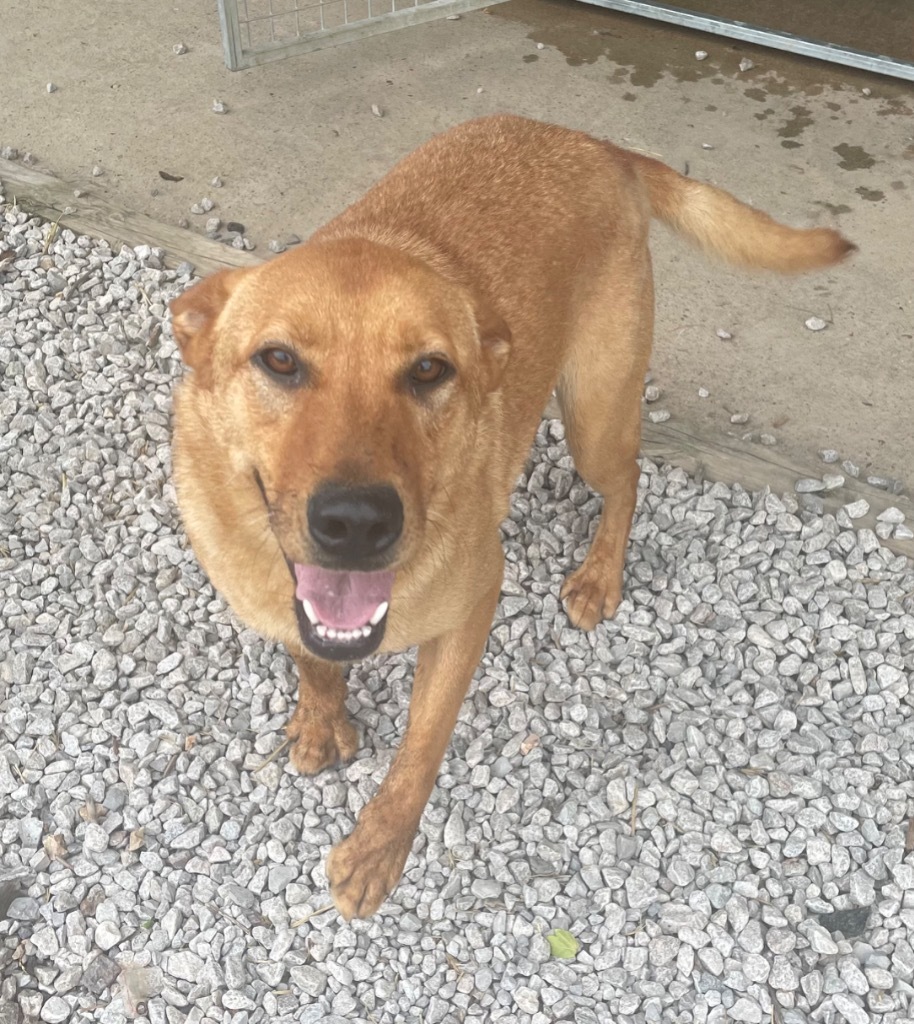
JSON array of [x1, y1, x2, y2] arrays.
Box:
[[561, 564, 622, 630], [326, 817, 414, 919], [286, 711, 358, 776]]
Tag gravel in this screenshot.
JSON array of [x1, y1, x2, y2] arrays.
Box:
[[2, 198, 914, 1023]]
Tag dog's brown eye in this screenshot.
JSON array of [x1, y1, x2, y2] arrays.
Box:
[[254, 347, 303, 384], [409, 356, 452, 389]]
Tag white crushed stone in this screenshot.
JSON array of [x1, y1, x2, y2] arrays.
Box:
[[1, 200, 913, 1024], [805, 316, 828, 332]]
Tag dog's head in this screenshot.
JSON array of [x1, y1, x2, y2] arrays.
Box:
[[170, 238, 510, 661]]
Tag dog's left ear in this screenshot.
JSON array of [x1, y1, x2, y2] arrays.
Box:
[[170, 268, 244, 386], [474, 297, 512, 393]]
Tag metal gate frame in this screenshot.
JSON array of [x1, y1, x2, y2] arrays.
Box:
[[218, 0, 506, 70]]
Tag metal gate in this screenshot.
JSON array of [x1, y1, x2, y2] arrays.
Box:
[[218, 0, 503, 70]]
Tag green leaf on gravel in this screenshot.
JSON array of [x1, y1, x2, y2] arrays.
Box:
[[547, 929, 580, 959]]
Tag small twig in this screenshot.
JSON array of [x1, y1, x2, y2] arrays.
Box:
[[254, 736, 291, 773], [43, 211, 64, 254], [161, 751, 181, 779], [905, 818, 914, 853], [291, 903, 335, 927]]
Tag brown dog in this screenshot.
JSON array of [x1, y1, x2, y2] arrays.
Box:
[[169, 115, 853, 919]]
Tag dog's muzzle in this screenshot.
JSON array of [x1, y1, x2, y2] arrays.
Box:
[[294, 482, 402, 660]]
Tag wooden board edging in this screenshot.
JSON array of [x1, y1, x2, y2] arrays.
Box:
[[0, 158, 259, 276]]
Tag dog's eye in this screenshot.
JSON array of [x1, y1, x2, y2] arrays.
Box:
[[408, 356, 452, 390], [253, 347, 303, 383]]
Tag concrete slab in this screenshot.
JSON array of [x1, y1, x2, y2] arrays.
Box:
[[2, 0, 911, 486]]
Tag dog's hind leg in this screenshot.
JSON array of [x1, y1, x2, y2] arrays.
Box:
[[556, 253, 654, 631]]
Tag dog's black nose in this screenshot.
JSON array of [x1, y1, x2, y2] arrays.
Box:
[[308, 483, 404, 563]]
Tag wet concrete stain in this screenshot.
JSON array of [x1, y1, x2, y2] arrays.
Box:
[[856, 186, 885, 202], [778, 106, 814, 139], [877, 98, 914, 117], [890, 180, 907, 191], [492, 0, 914, 101], [522, 54, 538, 63], [622, 92, 638, 102], [781, 140, 803, 150], [488, 0, 744, 86], [814, 200, 853, 216], [834, 143, 877, 170]]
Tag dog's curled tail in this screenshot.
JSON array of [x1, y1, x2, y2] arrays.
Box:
[[630, 151, 856, 273]]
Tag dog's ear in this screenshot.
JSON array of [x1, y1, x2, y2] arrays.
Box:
[[474, 298, 512, 393], [170, 269, 243, 386]]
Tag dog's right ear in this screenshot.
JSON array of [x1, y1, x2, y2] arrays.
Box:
[[169, 269, 243, 386]]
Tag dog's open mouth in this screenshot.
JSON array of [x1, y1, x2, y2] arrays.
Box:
[[293, 564, 393, 661]]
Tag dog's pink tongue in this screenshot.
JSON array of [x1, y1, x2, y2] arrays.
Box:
[[294, 565, 393, 630]]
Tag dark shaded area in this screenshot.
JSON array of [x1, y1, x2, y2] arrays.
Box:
[[675, 0, 914, 64], [818, 905, 872, 938]]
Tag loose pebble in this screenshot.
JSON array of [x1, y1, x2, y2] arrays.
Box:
[[805, 316, 828, 331], [877, 506, 905, 524], [843, 498, 869, 518], [795, 478, 825, 493]]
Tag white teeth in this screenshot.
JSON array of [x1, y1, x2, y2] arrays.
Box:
[[306, 603, 388, 643]]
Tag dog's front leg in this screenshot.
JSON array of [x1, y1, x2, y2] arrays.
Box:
[[286, 655, 358, 775], [326, 565, 503, 920]]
